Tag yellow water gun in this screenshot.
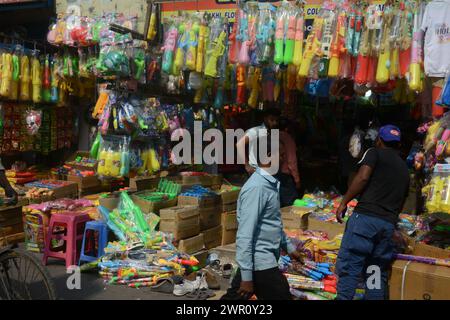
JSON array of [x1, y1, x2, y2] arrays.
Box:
[[375, 8, 392, 84], [20, 55, 30, 101], [173, 23, 187, 75], [328, 12, 346, 78], [10, 51, 20, 100], [148, 148, 160, 173], [204, 30, 227, 78], [146, 3, 157, 41], [408, 2, 424, 91], [31, 54, 42, 103], [0, 52, 12, 97], [185, 22, 199, 71], [248, 67, 261, 108], [196, 23, 208, 73], [298, 17, 323, 78]]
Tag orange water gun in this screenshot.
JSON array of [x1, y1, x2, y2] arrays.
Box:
[[328, 11, 346, 78]]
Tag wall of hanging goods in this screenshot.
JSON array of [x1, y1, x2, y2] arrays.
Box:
[[45, 0, 450, 180]]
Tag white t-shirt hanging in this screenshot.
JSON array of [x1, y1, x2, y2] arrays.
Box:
[[421, 0, 450, 77]]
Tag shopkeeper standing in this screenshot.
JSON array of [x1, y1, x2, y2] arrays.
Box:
[[335, 125, 409, 300], [0, 158, 18, 204]]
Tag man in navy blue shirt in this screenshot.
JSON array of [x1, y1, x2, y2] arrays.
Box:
[[335, 125, 410, 300]]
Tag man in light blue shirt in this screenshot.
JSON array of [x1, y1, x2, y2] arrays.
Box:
[[221, 135, 303, 300]]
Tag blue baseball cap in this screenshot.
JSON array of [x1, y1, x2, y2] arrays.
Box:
[[379, 125, 401, 142]]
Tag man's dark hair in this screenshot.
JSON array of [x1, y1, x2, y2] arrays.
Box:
[[263, 107, 281, 118]]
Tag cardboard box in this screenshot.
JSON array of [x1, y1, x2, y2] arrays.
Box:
[[281, 206, 311, 230], [159, 206, 200, 240], [68, 175, 101, 191], [181, 175, 213, 187], [50, 181, 79, 200], [65, 151, 97, 172], [307, 215, 346, 239], [389, 260, 450, 300], [178, 195, 220, 208], [221, 211, 237, 246], [132, 192, 178, 214], [178, 233, 205, 254], [203, 225, 223, 249], [199, 206, 221, 230], [220, 189, 240, 204], [129, 176, 159, 191], [222, 202, 237, 212]]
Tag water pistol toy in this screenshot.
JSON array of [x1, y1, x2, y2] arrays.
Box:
[[256, 4, 276, 65], [31, 52, 42, 103], [298, 15, 324, 77], [19, 54, 31, 101], [228, 9, 240, 64], [376, 6, 393, 85], [274, 6, 286, 65], [248, 66, 261, 108], [173, 23, 187, 75], [285, 273, 337, 294], [283, 10, 297, 65], [292, 12, 304, 67], [328, 10, 346, 78], [237, 8, 250, 65], [196, 21, 208, 73], [162, 24, 178, 74], [185, 22, 199, 71], [318, 9, 336, 78], [408, 2, 424, 91], [204, 28, 227, 78], [0, 52, 12, 97], [146, 2, 157, 41]]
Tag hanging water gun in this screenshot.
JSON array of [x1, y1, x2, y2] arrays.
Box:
[[274, 6, 286, 65], [408, 1, 424, 91], [352, 11, 364, 57], [173, 22, 187, 75], [298, 16, 324, 78], [247, 2, 259, 66], [355, 9, 372, 85], [345, 10, 356, 56], [376, 6, 393, 84], [255, 4, 275, 65], [228, 9, 240, 64], [248, 66, 261, 108], [50, 56, 59, 103], [292, 11, 304, 67], [283, 10, 297, 66], [19, 54, 30, 101], [42, 55, 51, 102], [237, 8, 250, 65], [236, 64, 246, 104], [196, 21, 208, 73], [9, 48, 20, 100], [0, 52, 12, 97], [399, 2, 413, 78], [31, 52, 42, 103], [162, 24, 178, 74], [146, 2, 157, 41], [204, 28, 227, 78], [185, 21, 199, 71], [328, 11, 345, 77], [389, 6, 402, 80], [318, 9, 336, 78]]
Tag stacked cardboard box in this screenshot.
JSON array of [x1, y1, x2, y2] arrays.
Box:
[[0, 199, 28, 246], [221, 211, 237, 245], [159, 206, 200, 241], [177, 194, 222, 250], [281, 206, 312, 231]]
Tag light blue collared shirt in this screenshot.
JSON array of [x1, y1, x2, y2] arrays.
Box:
[[236, 167, 296, 281]]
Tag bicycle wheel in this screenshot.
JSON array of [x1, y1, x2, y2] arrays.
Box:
[[0, 248, 56, 300]]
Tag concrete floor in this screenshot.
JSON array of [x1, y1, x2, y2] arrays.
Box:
[[26, 244, 236, 300]]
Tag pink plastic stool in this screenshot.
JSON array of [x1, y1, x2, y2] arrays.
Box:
[[43, 212, 91, 268]]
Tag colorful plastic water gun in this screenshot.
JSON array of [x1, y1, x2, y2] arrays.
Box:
[[346, 10, 356, 56], [19, 54, 31, 101], [238, 9, 250, 65], [399, 2, 413, 78], [228, 9, 240, 64], [204, 29, 227, 78], [185, 22, 199, 71], [42, 55, 51, 102], [236, 64, 246, 104], [9, 49, 20, 100], [408, 2, 424, 91], [298, 16, 323, 77], [247, 2, 258, 66], [292, 13, 304, 67], [50, 56, 59, 103], [355, 19, 370, 85], [248, 66, 261, 108], [328, 11, 345, 77], [352, 11, 363, 57], [173, 23, 187, 75], [318, 10, 336, 78], [376, 6, 393, 84], [0, 52, 12, 97], [196, 22, 208, 73], [31, 53, 42, 103], [285, 273, 337, 294], [162, 25, 178, 74], [146, 2, 157, 41], [389, 7, 402, 80], [256, 4, 276, 65], [274, 6, 285, 65], [283, 12, 297, 65]]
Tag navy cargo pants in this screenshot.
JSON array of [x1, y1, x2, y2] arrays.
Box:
[[336, 212, 395, 300]]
